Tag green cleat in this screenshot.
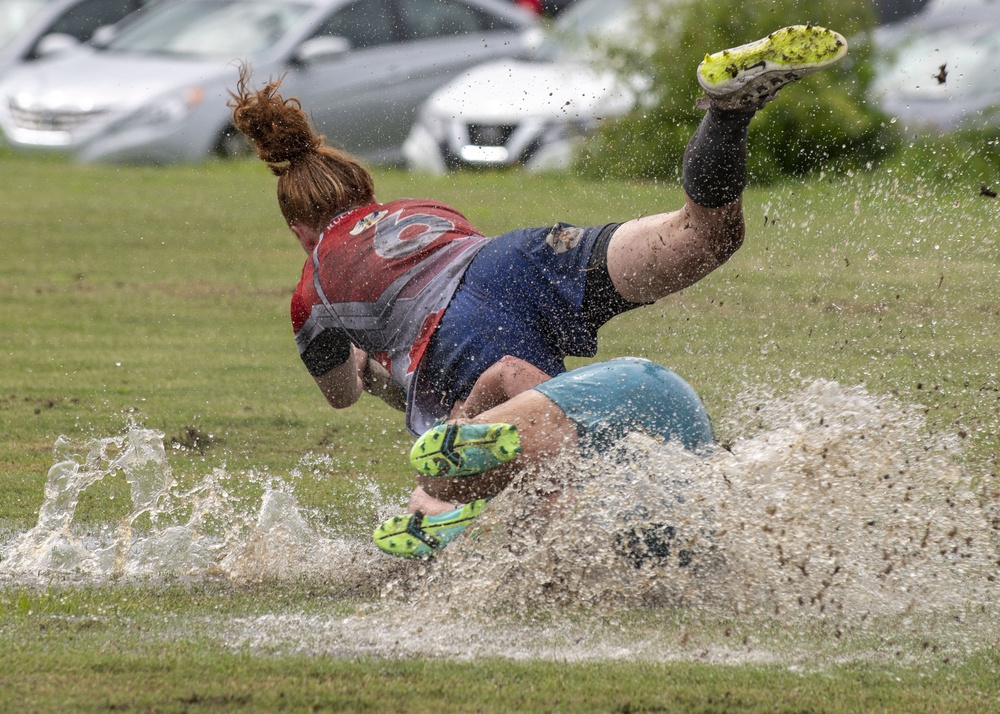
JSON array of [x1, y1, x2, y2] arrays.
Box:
[[373, 499, 488, 558], [696, 25, 848, 111], [410, 422, 521, 478]]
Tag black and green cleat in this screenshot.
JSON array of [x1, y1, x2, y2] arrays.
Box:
[[373, 499, 489, 558], [696, 25, 848, 111], [410, 422, 521, 478]]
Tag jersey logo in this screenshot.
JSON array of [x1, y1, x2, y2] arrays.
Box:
[[350, 209, 389, 235], [373, 210, 455, 259], [545, 224, 584, 254]]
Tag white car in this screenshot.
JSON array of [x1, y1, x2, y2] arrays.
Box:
[[404, 0, 645, 173], [869, 1, 1000, 132], [0, 0, 536, 164], [0, 0, 148, 80]]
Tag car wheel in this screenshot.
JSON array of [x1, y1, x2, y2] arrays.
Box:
[[213, 126, 253, 159]]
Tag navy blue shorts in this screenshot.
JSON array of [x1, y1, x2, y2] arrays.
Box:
[[533, 358, 715, 456], [418, 222, 616, 415]]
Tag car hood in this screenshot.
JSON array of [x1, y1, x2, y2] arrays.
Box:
[[422, 59, 636, 122], [0, 48, 231, 111]]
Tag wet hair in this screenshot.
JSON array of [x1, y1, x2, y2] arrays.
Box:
[[228, 64, 375, 229]]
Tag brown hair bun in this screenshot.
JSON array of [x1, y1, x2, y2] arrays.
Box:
[[228, 64, 321, 166]]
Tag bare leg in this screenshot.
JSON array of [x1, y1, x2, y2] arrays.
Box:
[[606, 198, 745, 304], [408, 486, 462, 516]]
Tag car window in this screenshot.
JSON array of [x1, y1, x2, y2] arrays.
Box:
[[0, 0, 50, 47], [311, 0, 397, 49], [532, 0, 636, 62], [397, 0, 514, 39], [556, 0, 630, 36], [46, 0, 143, 42], [106, 0, 311, 58]]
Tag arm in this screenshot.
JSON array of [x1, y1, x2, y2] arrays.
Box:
[[313, 346, 407, 411], [454, 355, 552, 418], [313, 345, 365, 409], [301, 324, 402, 410], [361, 356, 407, 412]]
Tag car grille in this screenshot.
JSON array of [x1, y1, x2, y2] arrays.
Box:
[[8, 104, 107, 133], [467, 123, 515, 147]]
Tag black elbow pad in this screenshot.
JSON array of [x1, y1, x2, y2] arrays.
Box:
[[301, 330, 352, 377]]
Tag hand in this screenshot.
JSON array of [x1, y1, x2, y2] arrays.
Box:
[[353, 348, 369, 374], [361, 356, 407, 412], [449, 399, 468, 419]]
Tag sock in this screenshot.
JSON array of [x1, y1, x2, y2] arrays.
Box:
[[681, 107, 754, 208]]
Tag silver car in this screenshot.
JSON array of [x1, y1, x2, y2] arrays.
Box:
[[0, 0, 536, 163], [0, 0, 148, 80]]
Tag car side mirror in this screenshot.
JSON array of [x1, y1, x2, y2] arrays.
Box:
[[294, 36, 352, 64], [91, 25, 118, 47], [521, 26, 546, 54], [34, 33, 80, 58]]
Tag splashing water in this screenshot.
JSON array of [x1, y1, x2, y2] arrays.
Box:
[[402, 380, 997, 626], [2, 382, 997, 662], [0, 426, 400, 584], [1, 428, 176, 577]]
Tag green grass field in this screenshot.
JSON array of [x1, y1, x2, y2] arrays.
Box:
[[1, 149, 998, 711]]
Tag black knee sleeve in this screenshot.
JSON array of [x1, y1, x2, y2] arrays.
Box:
[[681, 107, 754, 208]]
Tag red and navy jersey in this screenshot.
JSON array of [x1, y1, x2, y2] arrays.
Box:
[[291, 198, 491, 429]]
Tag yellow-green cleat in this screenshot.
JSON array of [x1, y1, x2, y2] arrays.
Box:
[[696, 25, 848, 111], [410, 422, 521, 478], [373, 499, 488, 558]]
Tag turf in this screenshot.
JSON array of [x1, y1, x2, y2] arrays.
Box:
[[1, 149, 998, 711]]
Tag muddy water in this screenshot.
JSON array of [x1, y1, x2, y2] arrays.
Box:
[[419, 380, 997, 617], [2, 380, 997, 662]]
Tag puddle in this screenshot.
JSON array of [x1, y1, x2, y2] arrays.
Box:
[[3, 380, 997, 663]]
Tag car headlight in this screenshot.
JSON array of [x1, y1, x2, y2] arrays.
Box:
[[114, 86, 205, 131]]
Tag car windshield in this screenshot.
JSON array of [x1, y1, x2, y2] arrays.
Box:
[[536, 0, 636, 62], [876, 21, 1000, 99], [557, 0, 634, 37], [0, 0, 53, 48], [103, 0, 311, 58]]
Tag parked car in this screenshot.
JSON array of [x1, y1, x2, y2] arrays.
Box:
[[869, 1, 1000, 132], [0, 0, 148, 79], [510, 0, 577, 16], [0, 0, 536, 164], [871, 0, 929, 24], [403, 0, 645, 173]]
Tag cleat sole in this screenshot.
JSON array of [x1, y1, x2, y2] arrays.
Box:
[[410, 422, 521, 478], [696, 25, 847, 110], [373, 499, 488, 558]]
